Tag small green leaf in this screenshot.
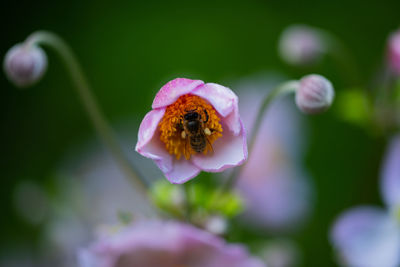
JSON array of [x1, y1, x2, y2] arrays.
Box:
[[150, 180, 185, 218], [150, 180, 244, 220], [335, 88, 371, 127]]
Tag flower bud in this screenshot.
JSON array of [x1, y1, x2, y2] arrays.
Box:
[[295, 74, 334, 114], [279, 25, 324, 66], [387, 29, 400, 75], [3, 43, 47, 87]]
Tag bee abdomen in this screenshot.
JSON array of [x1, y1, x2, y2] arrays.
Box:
[[190, 135, 206, 153]]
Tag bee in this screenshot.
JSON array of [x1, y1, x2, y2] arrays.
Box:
[[178, 108, 214, 159]]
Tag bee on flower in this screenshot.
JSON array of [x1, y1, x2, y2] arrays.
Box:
[[136, 78, 247, 184]]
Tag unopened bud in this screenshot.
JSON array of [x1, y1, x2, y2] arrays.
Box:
[[279, 25, 324, 66], [387, 29, 400, 75], [4, 43, 47, 87], [295, 74, 334, 114]]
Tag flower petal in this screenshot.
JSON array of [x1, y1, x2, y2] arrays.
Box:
[[381, 135, 400, 208], [135, 109, 173, 173], [192, 83, 241, 135], [238, 168, 312, 231], [164, 158, 201, 184], [331, 206, 400, 267], [191, 120, 247, 172], [78, 247, 114, 267], [79, 221, 265, 267], [152, 78, 204, 109]]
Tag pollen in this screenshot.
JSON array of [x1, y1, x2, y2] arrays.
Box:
[[158, 94, 223, 160]]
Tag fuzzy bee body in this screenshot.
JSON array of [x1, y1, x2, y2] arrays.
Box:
[[190, 133, 207, 153], [179, 109, 211, 157]]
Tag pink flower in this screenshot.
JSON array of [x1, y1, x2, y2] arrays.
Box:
[[330, 135, 400, 267], [135, 78, 247, 184], [78, 221, 265, 267], [387, 29, 400, 75], [278, 25, 324, 66]]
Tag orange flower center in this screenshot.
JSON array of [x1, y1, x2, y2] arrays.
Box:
[[158, 94, 223, 160]]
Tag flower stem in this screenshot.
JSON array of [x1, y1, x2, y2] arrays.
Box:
[[248, 81, 299, 153], [183, 182, 193, 222], [221, 80, 299, 191], [25, 31, 154, 211]]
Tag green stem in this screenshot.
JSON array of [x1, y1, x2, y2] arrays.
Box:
[[221, 80, 299, 191], [183, 183, 192, 222], [25, 31, 154, 212], [396, 78, 400, 104]]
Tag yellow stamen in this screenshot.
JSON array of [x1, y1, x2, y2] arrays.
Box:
[[158, 94, 223, 160]]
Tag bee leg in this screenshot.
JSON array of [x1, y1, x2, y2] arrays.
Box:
[[205, 136, 214, 154], [176, 118, 184, 130], [181, 131, 186, 139], [209, 128, 222, 134], [203, 109, 209, 123], [185, 108, 197, 113], [204, 127, 212, 136], [176, 117, 183, 128]]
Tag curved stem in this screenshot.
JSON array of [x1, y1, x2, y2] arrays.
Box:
[[25, 31, 154, 213], [247, 81, 299, 153], [221, 80, 299, 191]]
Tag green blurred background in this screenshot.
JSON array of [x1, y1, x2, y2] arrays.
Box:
[[1, 0, 399, 266]]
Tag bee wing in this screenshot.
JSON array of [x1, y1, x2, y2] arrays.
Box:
[[205, 135, 214, 155], [183, 137, 191, 160]]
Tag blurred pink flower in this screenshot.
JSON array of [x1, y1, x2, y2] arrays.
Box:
[[235, 76, 313, 232], [330, 135, 400, 267], [79, 221, 265, 267], [387, 29, 400, 75], [278, 25, 324, 66], [136, 78, 247, 184], [42, 134, 159, 267]]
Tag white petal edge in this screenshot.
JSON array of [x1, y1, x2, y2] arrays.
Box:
[[135, 109, 173, 173], [152, 78, 204, 109], [191, 120, 247, 172], [165, 158, 201, 184], [192, 83, 241, 135]]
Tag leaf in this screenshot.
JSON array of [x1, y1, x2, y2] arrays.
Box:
[[335, 88, 371, 127]]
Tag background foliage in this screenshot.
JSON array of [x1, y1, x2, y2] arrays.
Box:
[[1, 0, 399, 266]]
